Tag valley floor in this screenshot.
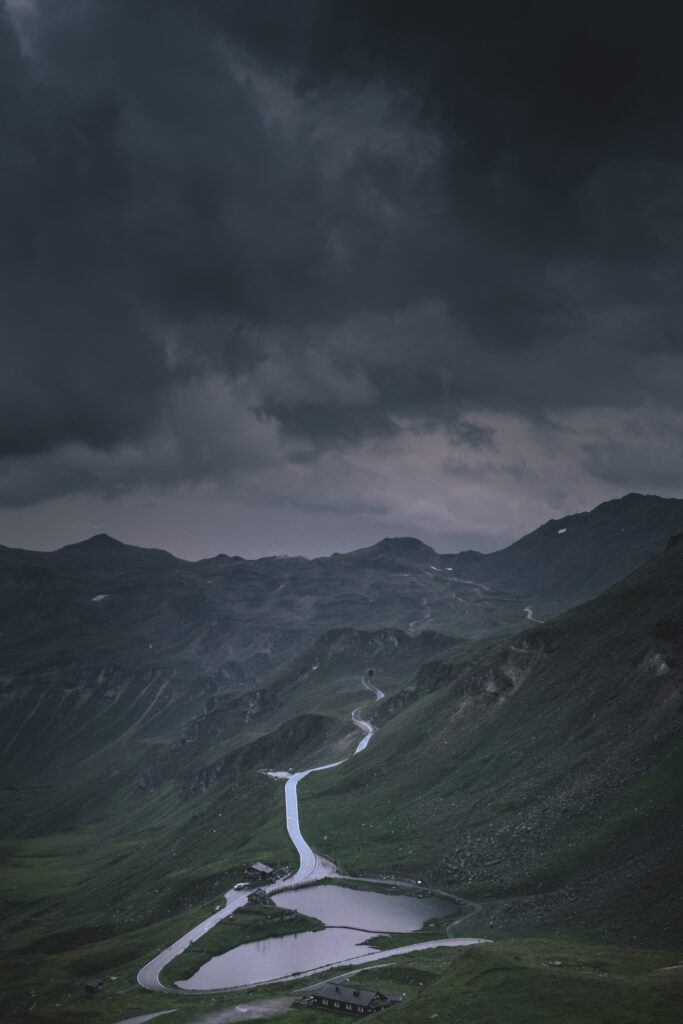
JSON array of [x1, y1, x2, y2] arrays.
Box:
[[18, 939, 683, 1024]]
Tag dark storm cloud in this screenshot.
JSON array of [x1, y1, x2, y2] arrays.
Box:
[[2, 0, 683, 513], [1, 0, 446, 461], [211, 0, 683, 360]]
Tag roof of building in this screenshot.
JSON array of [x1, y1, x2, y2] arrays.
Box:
[[310, 982, 390, 1007], [251, 860, 274, 873]]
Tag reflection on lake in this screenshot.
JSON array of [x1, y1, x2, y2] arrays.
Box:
[[274, 883, 453, 931], [177, 926, 375, 990], [177, 883, 455, 991]]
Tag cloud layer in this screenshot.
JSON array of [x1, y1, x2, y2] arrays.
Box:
[[3, 0, 683, 555]]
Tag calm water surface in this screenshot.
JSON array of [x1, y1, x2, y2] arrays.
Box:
[[274, 883, 453, 931], [177, 883, 455, 991], [177, 926, 375, 989]]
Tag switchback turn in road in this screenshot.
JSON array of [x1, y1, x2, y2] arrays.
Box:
[[136, 678, 486, 995]]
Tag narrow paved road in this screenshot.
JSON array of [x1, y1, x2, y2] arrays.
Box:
[[361, 673, 385, 701], [137, 677, 486, 997], [254, 936, 486, 988], [137, 686, 377, 991], [137, 887, 251, 992], [282, 762, 342, 886], [111, 1011, 178, 1024]]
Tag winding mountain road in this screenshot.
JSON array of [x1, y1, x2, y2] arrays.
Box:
[[137, 692, 377, 992], [282, 763, 342, 886], [136, 677, 485, 997], [361, 673, 385, 701]]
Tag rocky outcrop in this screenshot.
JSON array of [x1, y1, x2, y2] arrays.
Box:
[[376, 636, 546, 724], [182, 712, 334, 797]]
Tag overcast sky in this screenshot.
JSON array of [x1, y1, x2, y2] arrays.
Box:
[[2, 0, 683, 559]]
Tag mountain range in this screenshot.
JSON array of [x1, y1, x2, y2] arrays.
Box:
[[1, 492, 682, 1024]]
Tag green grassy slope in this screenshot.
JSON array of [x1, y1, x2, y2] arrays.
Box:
[[269, 942, 683, 1024], [302, 539, 683, 944], [0, 624, 457, 1022], [3, 504, 683, 1022], [384, 940, 683, 1024]]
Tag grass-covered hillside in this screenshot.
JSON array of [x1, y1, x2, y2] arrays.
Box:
[[303, 537, 683, 945], [2, 497, 683, 1022], [0, 622, 453, 1022]]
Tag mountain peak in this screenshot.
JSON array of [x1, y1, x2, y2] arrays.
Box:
[[61, 533, 125, 551], [593, 492, 673, 514], [374, 537, 436, 555]]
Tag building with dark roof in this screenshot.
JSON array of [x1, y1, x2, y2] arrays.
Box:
[[250, 860, 274, 877], [306, 981, 401, 1014], [246, 887, 273, 906]]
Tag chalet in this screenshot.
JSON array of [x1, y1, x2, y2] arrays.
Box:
[[306, 982, 401, 1015], [247, 887, 273, 906], [83, 978, 103, 995]]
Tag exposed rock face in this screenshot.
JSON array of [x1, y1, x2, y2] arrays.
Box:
[[376, 637, 545, 724], [182, 713, 333, 797]]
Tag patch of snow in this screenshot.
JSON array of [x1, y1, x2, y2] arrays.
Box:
[[557, 527, 567, 534], [651, 653, 670, 676], [429, 565, 441, 572], [91, 594, 110, 602]]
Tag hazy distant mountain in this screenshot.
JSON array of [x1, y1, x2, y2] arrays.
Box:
[[450, 492, 683, 606], [2, 494, 682, 687]]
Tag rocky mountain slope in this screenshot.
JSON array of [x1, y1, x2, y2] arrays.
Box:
[[4, 493, 681, 790], [3, 495, 682, 683], [453, 491, 683, 609]]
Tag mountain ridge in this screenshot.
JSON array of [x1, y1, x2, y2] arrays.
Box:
[[2, 494, 682, 678], [2, 492, 683, 1022], [5, 491, 680, 563]]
